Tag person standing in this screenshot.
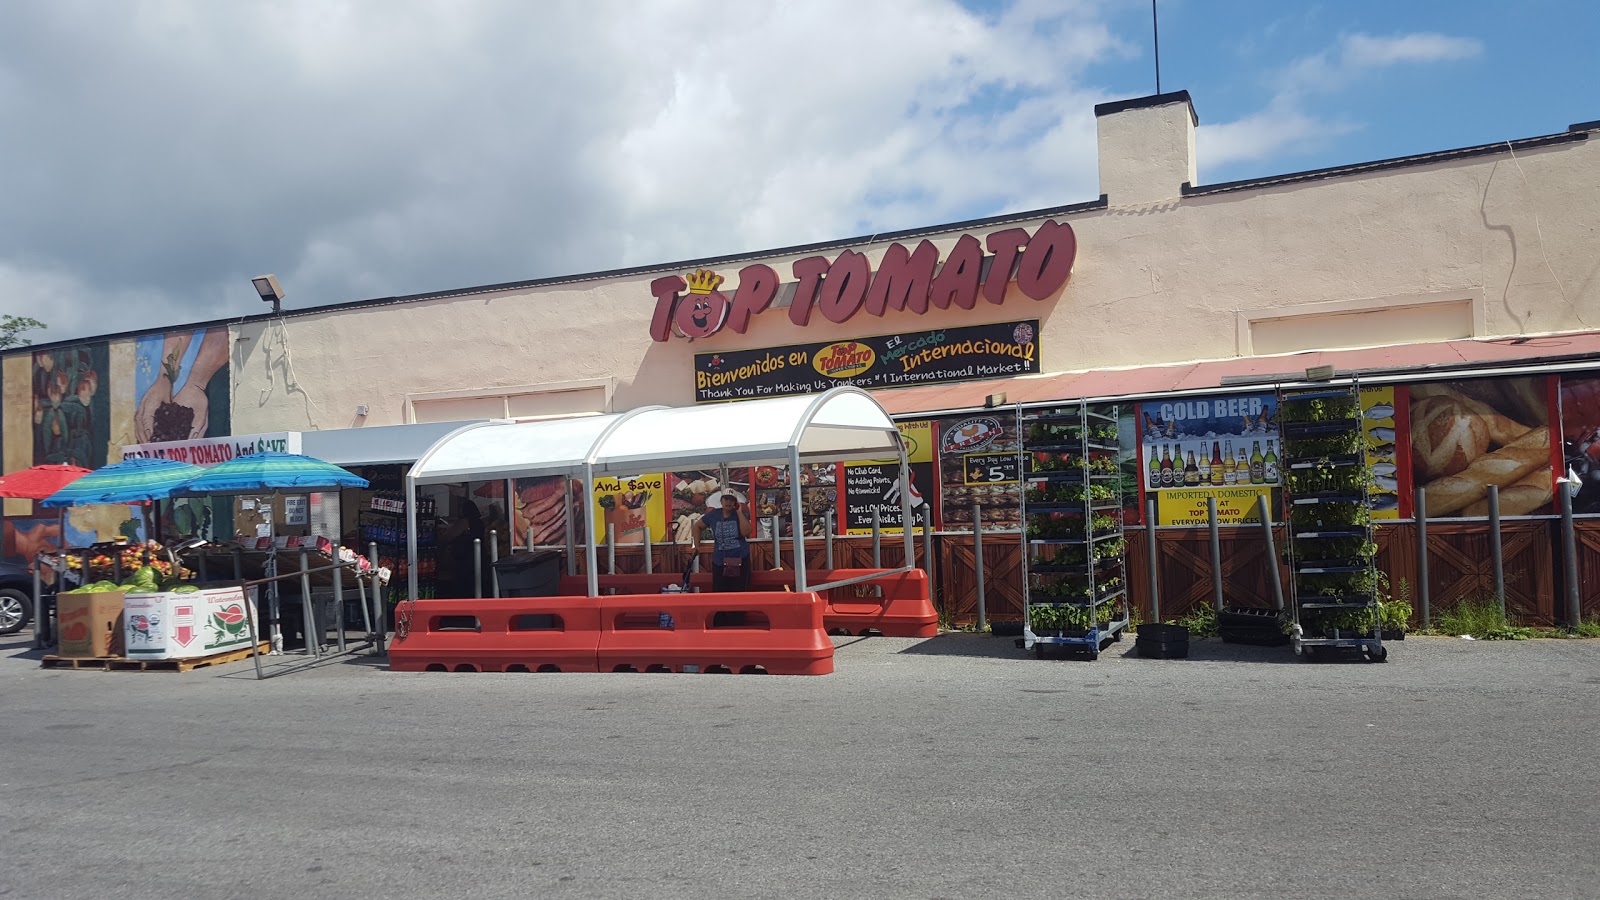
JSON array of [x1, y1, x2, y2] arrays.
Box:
[[692, 490, 754, 592]]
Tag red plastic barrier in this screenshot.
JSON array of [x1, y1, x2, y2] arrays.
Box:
[[818, 569, 938, 638], [557, 568, 937, 638], [388, 598, 601, 673], [595, 591, 833, 676]]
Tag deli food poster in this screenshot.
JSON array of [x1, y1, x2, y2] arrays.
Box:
[[939, 411, 1019, 532], [693, 320, 1039, 402]]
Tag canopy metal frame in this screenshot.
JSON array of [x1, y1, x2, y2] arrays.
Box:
[[403, 386, 914, 600]]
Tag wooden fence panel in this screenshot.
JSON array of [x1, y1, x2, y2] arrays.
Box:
[[938, 533, 1024, 624]]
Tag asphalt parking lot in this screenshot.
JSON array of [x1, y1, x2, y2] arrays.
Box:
[[2, 631, 1597, 900]]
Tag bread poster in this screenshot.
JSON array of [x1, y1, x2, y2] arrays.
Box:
[[1558, 375, 1600, 514], [1410, 376, 1557, 518]]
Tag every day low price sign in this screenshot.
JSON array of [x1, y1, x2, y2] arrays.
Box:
[[692, 320, 1040, 402]]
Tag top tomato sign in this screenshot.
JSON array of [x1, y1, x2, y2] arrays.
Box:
[[648, 220, 1077, 342]]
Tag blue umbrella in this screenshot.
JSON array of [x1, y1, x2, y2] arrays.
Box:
[[40, 457, 206, 507], [177, 451, 369, 494]]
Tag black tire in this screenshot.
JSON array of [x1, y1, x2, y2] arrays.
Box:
[[0, 588, 32, 636], [1368, 646, 1389, 663]]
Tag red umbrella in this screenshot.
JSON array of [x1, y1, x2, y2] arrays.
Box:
[[0, 465, 91, 500], [0, 465, 89, 598]]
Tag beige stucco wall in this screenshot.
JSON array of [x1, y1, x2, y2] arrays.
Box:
[[223, 129, 1598, 434]]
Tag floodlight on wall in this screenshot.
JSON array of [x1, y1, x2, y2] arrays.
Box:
[[252, 274, 285, 315], [1304, 365, 1335, 381], [984, 392, 1008, 408]]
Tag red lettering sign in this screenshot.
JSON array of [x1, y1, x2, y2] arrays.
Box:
[[650, 220, 1075, 341]]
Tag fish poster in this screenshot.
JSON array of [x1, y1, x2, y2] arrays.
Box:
[[1361, 386, 1411, 519], [1410, 377, 1556, 518], [1138, 392, 1280, 525]]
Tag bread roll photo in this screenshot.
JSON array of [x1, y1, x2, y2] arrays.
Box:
[[1421, 426, 1550, 515]]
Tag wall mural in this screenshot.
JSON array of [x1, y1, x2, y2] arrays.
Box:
[[31, 342, 110, 468]]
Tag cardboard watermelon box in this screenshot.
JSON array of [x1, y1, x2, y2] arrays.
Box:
[[123, 587, 259, 661], [56, 590, 127, 658]]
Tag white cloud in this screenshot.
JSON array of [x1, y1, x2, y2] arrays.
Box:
[[1198, 100, 1360, 169], [1199, 30, 1483, 176], [0, 0, 1126, 341], [1341, 32, 1483, 68]]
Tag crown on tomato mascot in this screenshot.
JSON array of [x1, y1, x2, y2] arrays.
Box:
[[685, 268, 724, 295]]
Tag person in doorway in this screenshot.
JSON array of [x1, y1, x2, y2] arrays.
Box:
[[692, 489, 754, 592]]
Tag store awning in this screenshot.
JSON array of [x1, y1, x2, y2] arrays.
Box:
[[406, 387, 903, 486], [404, 386, 910, 598], [408, 413, 630, 486], [873, 331, 1600, 416], [590, 389, 900, 474], [300, 420, 485, 468]]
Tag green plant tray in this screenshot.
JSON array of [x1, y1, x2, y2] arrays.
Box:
[[1282, 419, 1361, 435], [1286, 453, 1364, 469]]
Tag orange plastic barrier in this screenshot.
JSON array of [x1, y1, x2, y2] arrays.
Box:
[[595, 591, 833, 676], [557, 568, 937, 638], [387, 598, 602, 673], [818, 569, 938, 638]]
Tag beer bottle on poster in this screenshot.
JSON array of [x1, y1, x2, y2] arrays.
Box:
[[1250, 441, 1265, 485], [1210, 441, 1224, 486], [1160, 444, 1173, 487], [1197, 447, 1211, 482], [1222, 440, 1236, 485], [1148, 446, 1161, 489], [1238, 447, 1251, 484], [1184, 451, 1200, 486], [1264, 440, 1279, 484]]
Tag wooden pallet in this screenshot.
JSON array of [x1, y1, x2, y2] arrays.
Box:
[[42, 642, 269, 673]]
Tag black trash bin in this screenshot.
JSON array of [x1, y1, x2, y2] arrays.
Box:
[[493, 550, 563, 597]]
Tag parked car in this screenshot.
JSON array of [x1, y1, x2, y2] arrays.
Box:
[[0, 559, 39, 635]]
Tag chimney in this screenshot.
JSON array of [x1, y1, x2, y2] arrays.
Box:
[[1094, 91, 1198, 207]]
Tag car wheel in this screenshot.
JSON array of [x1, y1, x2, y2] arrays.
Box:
[[0, 588, 32, 635]]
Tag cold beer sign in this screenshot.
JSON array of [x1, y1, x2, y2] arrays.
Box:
[[649, 220, 1077, 342]]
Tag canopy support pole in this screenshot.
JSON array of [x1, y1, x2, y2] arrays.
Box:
[[789, 448, 807, 592], [564, 481, 576, 576], [899, 445, 914, 570], [405, 474, 419, 604], [584, 465, 600, 598]]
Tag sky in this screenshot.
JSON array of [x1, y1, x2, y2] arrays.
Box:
[[1, 0, 1594, 344]]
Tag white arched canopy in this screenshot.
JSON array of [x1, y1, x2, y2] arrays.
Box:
[[403, 387, 913, 599]]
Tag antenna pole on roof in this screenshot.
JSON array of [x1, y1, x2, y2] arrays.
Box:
[[1152, 0, 1162, 95]]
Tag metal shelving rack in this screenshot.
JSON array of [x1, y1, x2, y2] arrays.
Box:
[[1017, 400, 1129, 660], [1279, 381, 1388, 663]]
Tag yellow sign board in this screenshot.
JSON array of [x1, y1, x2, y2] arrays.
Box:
[[592, 473, 667, 544], [1156, 486, 1273, 526]]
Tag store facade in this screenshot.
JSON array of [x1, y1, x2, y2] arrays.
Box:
[[4, 91, 1599, 624]]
